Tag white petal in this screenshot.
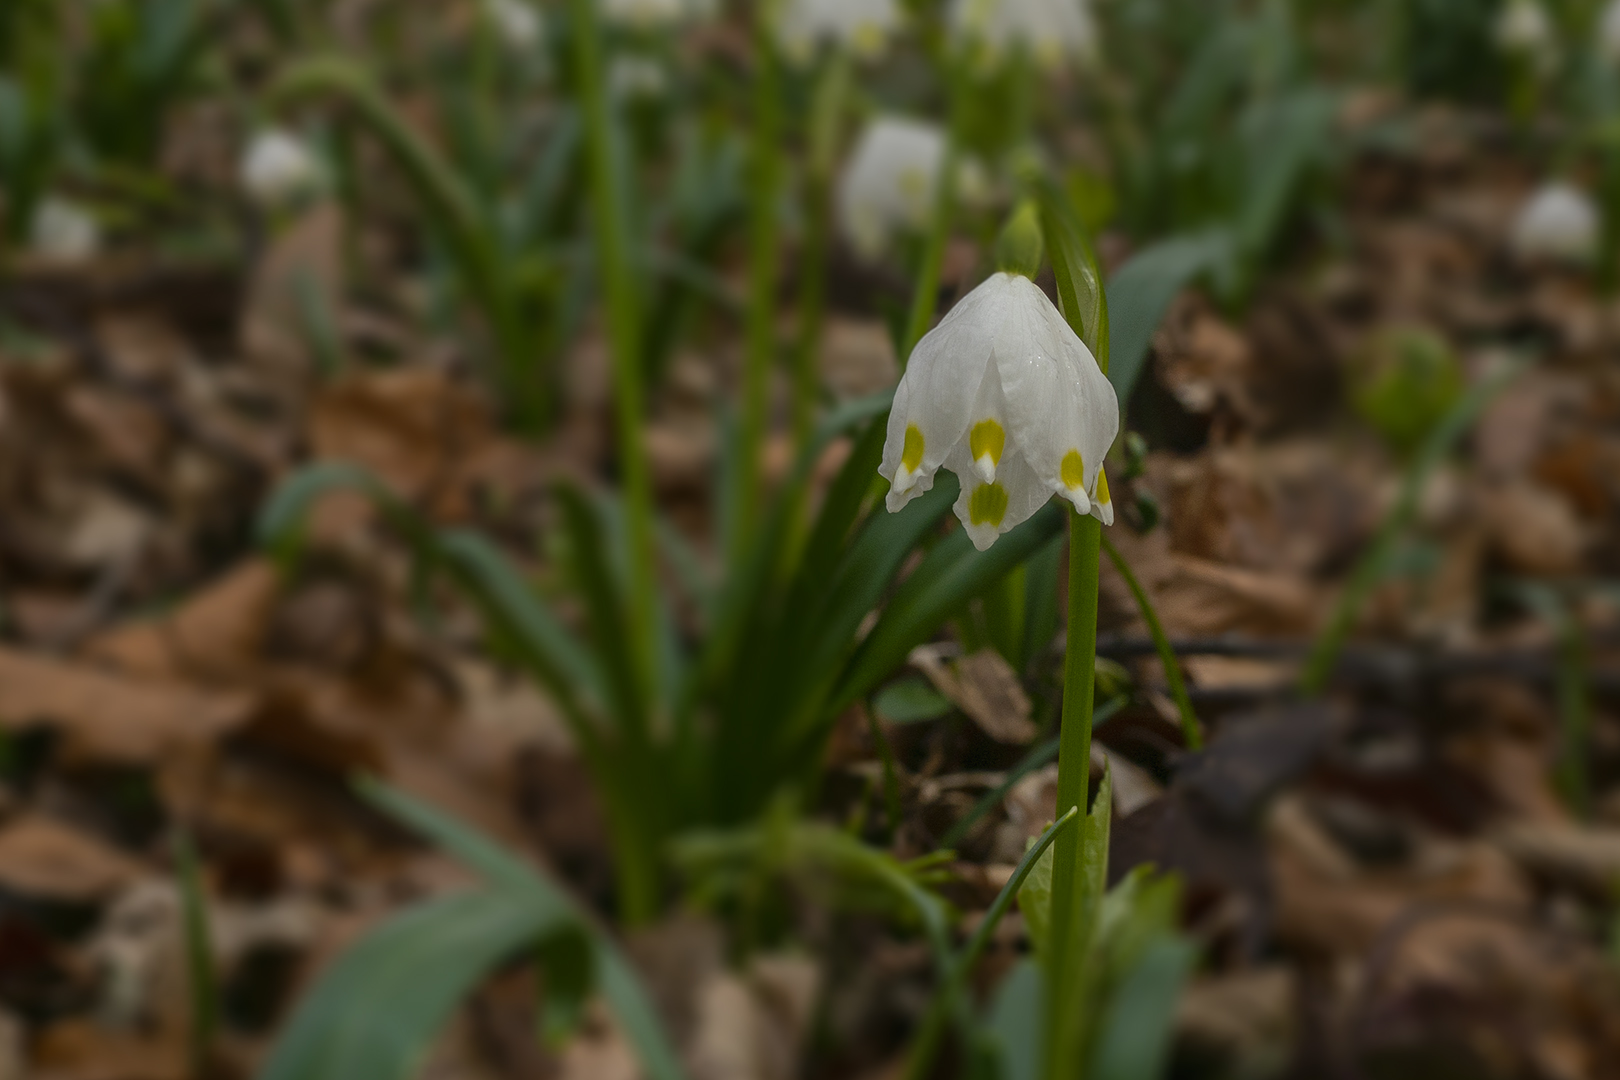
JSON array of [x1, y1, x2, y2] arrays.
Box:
[[986, 274, 1118, 514], [946, 443, 1051, 551], [837, 117, 945, 259], [879, 275, 1006, 503]]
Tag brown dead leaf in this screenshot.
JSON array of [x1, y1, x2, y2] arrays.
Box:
[[31, 1021, 186, 1080], [0, 816, 141, 902], [1270, 797, 1530, 958], [311, 367, 492, 503], [1176, 966, 1295, 1074], [1491, 822, 1620, 895], [241, 202, 345, 378], [1481, 481, 1587, 575], [1157, 556, 1322, 638], [820, 318, 898, 401], [910, 646, 1036, 744], [85, 560, 281, 683], [0, 647, 253, 765]]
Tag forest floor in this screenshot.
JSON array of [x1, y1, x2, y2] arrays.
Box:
[[1, 102, 1619, 1080]]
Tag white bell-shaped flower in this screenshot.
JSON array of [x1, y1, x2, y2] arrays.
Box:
[[240, 128, 322, 208], [1511, 181, 1598, 262], [880, 272, 1119, 550], [948, 0, 1096, 70], [600, 0, 713, 30], [1601, 0, 1620, 61], [772, 0, 901, 63], [609, 55, 669, 99], [1496, 0, 1553, 55], [483, 0, 542, 52], [838, 117, 942, 260], [29, 197, 99, 262]]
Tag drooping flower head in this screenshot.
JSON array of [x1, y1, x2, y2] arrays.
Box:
[[837, 117, 943, 260], [29, 197, 99, 262], [609, 54, 669, 99], [600, 0, 714, 30], [1511, 181, 1598, 262], [880, 271, 1119, 549], [239, 128, 323, 208], [1601, 0, 1620, 62], [1495, 0, 1554, 56], [771, 0, 901, 64], [482, 0, 543, 52], [948, 0, 1096, 70]]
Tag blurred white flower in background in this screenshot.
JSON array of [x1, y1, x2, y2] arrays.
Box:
[[948, 0, 1096, 69], [599, 0, 713, 29], [240, 128, 323, 208], [1511, 181, 1598, 262], [29, 197, 100, 262], [608, 55, 669, 99], [1495, 0, 1554, 57], [1601, 0, 1620, 61], [880, 272, 1118, 549], [838, 117, 995, 259], [771, 0, 901, 64], [482, 0, 542, 52], [839, 117, 944, 259]]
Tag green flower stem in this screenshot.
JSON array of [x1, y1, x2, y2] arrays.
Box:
[[791, 51, 850, 448], [568, 0, 660, 919], [1100, 535, 1202, 750], [899, 75, 962, 367], [270, 58, 545, 429], [1300, 361, 1521, 696], [903, 806, 1079, 1080], [1044, 506, 1102, 1080], [174, 831, 218, 1078], [730, 38, 785, 560]]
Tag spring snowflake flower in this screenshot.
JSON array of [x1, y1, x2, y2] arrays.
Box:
[[609, 55, 669, 99], [1496, 0, 1553, 55], [482, 0, 542, 51], [29, 197, 99, 262], [599, 0, 713, 30], [1602, 0, 1620, 61], [838, 117, 942, 259], [772, 0, 901, 63], [948, 0, 1096, 69], [1511, 181, 1598, 262], [881, 272, 1119, 550], [838, 118, 990, 260], [240, 128, 322, 208]]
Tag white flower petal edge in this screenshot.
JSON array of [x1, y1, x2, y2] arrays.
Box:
[[774, 0, 900, 62], [837, 117, 945, 261], [880, 272, 1119, 550]]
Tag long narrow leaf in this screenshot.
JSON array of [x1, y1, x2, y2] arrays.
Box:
[[355, 781, 689, 1080], [1088, 938, 1199, 1080], [1038, 180, 1109, 370], [903, 807, 1080, 1080], [831, 501, 1065, 713], [1103, 234, 1228, 411], [435, 530, 608, 741], [555, 485, 644, 730], [1301, 361, 1523, 693], [258, 888, 568, 1080], [1101, 536, 1201, 750]]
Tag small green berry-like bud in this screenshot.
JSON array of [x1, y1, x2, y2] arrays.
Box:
[[994, 199, 1044, 280]]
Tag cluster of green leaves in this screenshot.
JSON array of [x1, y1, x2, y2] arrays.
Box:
[[0, 0, 263, 254], [266, 12, 751, 432], [1094, 0, 1339, 334], [997, 772, 1197, 1080], [1049, 4, 1338, 427], [261, 781, 688, 1080], [259, 390, 1062, 925]]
